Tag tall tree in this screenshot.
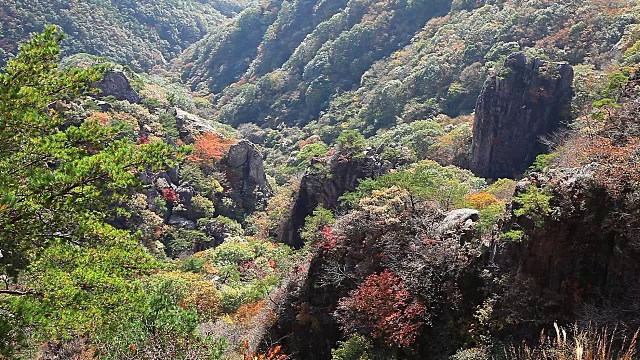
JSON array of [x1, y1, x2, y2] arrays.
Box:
[[0, 26, 182, 355]]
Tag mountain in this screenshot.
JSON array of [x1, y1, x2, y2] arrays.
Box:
[[0, 0, 251, 70], [4, 1, 640, 359], [178, 0, 638, 134]]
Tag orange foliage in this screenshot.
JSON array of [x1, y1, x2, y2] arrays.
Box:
[[466, 192, 500, 209], [235, 300, 266, 324], [188, 132, 236, 166], [583, 136, 640, 196], [89, 112, 111, 126], [179, 281, 221, 321], [299, 135, 320, 149], [244, 344, 287, 360]]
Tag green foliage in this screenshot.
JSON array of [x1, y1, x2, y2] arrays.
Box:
[[371, 120, 445, 159], [190, 237, 293, 312], [188, 0, 639, 134], [342, 161, 483, 210], [297, 143, 330, 168], [478, 203, 506, 233], [193, 194, 217, 218], [96, 273, 227, 358], [161, 229, 208, 257], [513, 187, 552, 227], [331, 334, 374, 360], [501, 229, 525, 243], [337, 130, 366, 158], [0, 27, 183, 354], [218, 278, 274, 313], [301, 205, 336, 243], [0, 0, 238, 70], [211, 239, 257, 265], [529, 152, 560, 173], [180, 163, 224, 198]]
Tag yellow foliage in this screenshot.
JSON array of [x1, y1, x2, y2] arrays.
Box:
[[466, 192, 500, 209]]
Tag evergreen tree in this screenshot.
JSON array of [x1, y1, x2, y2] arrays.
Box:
[[0, 26, 182, 354]]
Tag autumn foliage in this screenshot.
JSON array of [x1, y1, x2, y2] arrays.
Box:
[[161, 188, 179, 203], [336, 270, 426, 348], [582, 137, 640, 196], [188, 132, 236, 166], [244, 343, 287, 360], [466, 192, 500, 209]]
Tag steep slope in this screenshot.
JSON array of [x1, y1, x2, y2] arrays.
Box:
[[470, 53, 574, 179], [0, 0, 249, 70], [179, 0, 639, 135], [179, 0, 453, 125]]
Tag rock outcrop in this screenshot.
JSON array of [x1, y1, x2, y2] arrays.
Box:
[[94, 70, 140, 103], [470, 53, 573, 179], [172, 107, 226, 143], [222, 140, 273, 215], [496, 165, 640, 325], [280, 149, 387, 248]]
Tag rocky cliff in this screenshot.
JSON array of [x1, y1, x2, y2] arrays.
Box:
[[222, 140, 273, 215], [279, 149, 387, 248], [490, 167, 640, 333], [94, 70, 140, 103], [469, 53, 574, 179]]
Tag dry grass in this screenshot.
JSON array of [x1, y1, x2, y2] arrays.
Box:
[[506, 323, 638, 360]]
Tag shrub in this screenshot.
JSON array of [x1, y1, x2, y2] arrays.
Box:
[[513, 187, 552, 227], [301, 205, 335, 243], [331, 334, 374, 360], [466, 193, 499, 209], [210, 239, 256, 266], [505, 324, 638, 360], [336, 270, 426, 348], [161, 188, 179, 203], [162, 228, 207, 257], [188, 132, 236, 166], [192, 194, 216, 218], [337, 130, 366, 158]]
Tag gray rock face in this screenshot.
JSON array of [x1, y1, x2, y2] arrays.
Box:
[[470, 52, 574, 179], [222, 140, 273, 214], [172, 107, 222, 143], [280, 149, 387, 248], [94, 70, 140, 103], [438, 209, 480, 234]]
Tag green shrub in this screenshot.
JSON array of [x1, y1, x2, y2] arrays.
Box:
[[513, 187, 552, 227], [331, 334, 375, 360], [192, 195, 216, 218], [501, 229, 525, 242], [210, 239, 256, 266], [337, 130, 366, 158]]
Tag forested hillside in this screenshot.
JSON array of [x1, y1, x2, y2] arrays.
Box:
[[179, 0, 639, 133], [4, 0, 640, 359], [0, 0, 251, 70]]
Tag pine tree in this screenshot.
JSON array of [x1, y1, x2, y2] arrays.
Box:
[[0, 26, 182, 354]]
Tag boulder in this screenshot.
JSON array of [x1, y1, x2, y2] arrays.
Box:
[[437, 209, 480, 242], [469, 52, 574, 179], [172, 107, 222, 143], [222, 140, 273, 216], [94, 70, 140, 103]]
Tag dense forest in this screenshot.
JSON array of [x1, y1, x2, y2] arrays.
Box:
[[2, 0, 640, 359], [0, 0, 252, 70]]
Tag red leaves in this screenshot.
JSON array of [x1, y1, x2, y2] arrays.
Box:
[[318, 226, 338, 253], [337, 269, 426, 348], [161, 188, 179, 203], [138, 134, 150, 144]]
